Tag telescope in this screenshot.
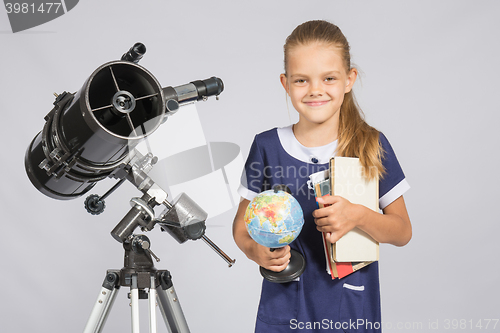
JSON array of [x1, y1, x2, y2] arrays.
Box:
[[25, 43, 223, 201], [24, 43, 234, 333]]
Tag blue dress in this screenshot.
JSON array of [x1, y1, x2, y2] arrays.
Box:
[[237, 126, 410, 332]]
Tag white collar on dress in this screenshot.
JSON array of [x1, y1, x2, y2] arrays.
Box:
[[276, 125, 338, 164]]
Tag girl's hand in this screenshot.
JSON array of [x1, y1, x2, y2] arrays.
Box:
[[252, 244, 291, 272], [313, 196, 360, 244], [233, 198, 292, 272]]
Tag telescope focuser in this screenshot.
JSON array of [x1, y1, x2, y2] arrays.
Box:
[[121, 42, 146, 63]]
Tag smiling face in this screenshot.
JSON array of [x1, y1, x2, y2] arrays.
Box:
[[281, 42, 357, 128]]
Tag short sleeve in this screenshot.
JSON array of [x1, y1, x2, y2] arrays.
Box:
[[237, 136, 270, 201], [378, 133, 410, 209]]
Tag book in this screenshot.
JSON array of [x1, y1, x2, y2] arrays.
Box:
[[314, 181, 338, 278], [330, 157, 379, 262], [311, 171, 357, 279], [308, 157, 378, 279]]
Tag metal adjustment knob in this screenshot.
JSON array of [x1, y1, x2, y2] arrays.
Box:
[[132, 235, 160, 262], [84, 194, 106, 215]]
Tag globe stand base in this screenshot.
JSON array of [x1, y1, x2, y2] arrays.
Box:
[[260, 249, 306, 283]]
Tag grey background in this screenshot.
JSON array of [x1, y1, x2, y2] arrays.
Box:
[[1, 0, 499, 332]]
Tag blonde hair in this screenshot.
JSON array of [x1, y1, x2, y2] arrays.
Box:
[[284, 20, 385, 180]]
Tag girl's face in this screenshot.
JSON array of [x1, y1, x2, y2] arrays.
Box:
[[281, 42, 357, 128]]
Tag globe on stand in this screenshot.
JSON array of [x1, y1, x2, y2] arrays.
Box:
[[244, 185, 306, 283]]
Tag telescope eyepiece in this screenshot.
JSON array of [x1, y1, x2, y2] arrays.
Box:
[[190, 77, 224, 100], [122, 43, 146, 63]]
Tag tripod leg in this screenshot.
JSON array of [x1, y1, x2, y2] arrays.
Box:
[[156, 271, 190, 333], [84, 272, 120, 333], [149, 275, 157, 333], [131, 275, 140, 333]]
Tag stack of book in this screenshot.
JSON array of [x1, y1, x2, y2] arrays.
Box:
[[309, 157, 379, 279]]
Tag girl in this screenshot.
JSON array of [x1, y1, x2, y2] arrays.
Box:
[[233, 20, 411, 332]]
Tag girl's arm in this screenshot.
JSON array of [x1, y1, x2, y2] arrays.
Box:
[[314, 195, 412, 246], [233, 198, 291, 271]]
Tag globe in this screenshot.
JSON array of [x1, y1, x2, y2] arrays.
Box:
[[244, 189, 304, 248]]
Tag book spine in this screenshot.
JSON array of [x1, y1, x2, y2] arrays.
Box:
[[314, 183, 337, 279]]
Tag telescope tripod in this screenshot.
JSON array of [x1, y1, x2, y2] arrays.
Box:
[[84, 235, 190, 333]]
